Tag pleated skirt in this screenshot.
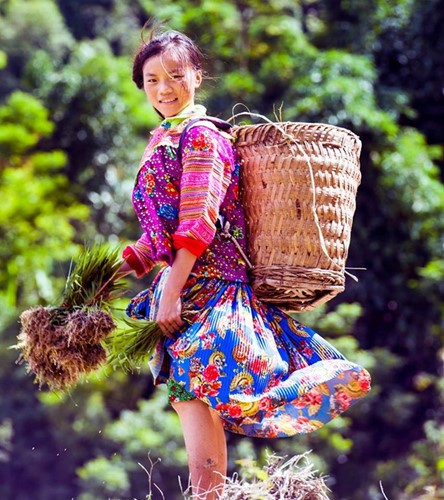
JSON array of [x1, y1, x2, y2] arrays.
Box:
[[126, 267, 371, 438]]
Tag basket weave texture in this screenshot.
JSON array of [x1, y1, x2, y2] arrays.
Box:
[[233, 121, 362, 311]]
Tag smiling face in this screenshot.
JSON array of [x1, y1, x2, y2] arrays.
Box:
[[142, 51, 202, 118]]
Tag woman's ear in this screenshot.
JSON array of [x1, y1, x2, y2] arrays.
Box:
[[194, 70, 203, 89]]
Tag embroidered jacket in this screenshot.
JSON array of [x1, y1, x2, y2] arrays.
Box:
[[123, 107, 249, 282]]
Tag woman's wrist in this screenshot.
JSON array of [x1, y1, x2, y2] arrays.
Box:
[[116, 260, 135, 278], [164, 247, 198, 297], [162, 283, 182, 300]]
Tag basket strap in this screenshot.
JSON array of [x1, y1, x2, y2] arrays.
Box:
[[216, 216, 254, 269], [177, 116, 231, 164]]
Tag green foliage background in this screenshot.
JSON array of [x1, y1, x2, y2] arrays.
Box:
[[0, 0, 443, 498]]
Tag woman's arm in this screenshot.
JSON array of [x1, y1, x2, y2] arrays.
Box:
[[158, 126, 232, 339], [156, 247, 197, 339], [172, 126, 231, 255]]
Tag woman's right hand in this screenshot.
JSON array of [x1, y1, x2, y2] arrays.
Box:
[[116, 259, 134, 279]]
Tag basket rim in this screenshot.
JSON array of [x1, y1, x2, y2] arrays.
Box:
[[231, 120, 361, 139]]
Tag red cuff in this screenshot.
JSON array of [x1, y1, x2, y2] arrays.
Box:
[[172, 234, 207, 257], [122, 245, 148, 277]]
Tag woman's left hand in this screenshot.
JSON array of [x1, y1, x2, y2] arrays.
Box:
[[156, 291, 184, 340], [156, 247, 197, 339]]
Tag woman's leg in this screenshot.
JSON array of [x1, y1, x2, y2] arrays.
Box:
[[172, 399, 227, 499], [210, 407, 227, 483]]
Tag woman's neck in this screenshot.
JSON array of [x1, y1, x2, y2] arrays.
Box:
[[160, 103, 207, 130]]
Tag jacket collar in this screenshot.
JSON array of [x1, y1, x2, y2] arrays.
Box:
[[159, 104, 207, 131]]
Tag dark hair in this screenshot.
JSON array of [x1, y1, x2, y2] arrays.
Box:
[[132, 24, 204, 89]]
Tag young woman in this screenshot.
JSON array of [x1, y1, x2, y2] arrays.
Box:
[[121, 26, 371, 499]]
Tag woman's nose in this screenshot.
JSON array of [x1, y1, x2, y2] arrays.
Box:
[[159, 80, 173, 93]]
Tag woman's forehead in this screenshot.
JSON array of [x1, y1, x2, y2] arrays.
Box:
[[143, 50, 187, 75]]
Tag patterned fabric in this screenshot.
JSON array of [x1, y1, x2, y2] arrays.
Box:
[[167, 378, 196, 403], [127, 267, 371, 438], [123, 107, 249, 282]]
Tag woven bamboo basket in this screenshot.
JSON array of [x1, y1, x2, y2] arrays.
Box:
[[233, 121, 362, 311]]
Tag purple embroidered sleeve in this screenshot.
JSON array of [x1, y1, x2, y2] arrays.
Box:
[[173, 126, 232, 251], [122, 232, 155, 277]]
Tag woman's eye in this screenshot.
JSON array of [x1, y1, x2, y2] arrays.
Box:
[[172, 75, 184, 80]]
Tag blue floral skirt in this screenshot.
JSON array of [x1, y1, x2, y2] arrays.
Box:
[[126, 267, 371, 438]]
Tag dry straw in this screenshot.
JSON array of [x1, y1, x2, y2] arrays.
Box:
[[220, 453, 330, 500], [175, 452, 330, 500], [142, 452, 330, 499], [230, 112, 362, 311]]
